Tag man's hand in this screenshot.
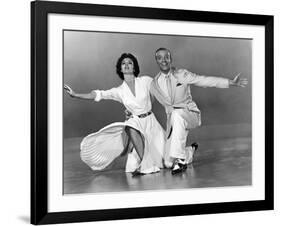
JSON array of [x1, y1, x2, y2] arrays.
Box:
[[124, 109, 132, 120], [229, 73, 248, 87]]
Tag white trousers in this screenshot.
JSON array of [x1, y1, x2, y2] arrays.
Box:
[[164, 109, 200, 168]]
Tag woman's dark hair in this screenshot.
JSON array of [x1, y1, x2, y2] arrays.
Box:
[[116, 53, 140, 80]]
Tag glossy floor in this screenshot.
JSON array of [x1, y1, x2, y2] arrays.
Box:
[[63, 137, 251, 194]]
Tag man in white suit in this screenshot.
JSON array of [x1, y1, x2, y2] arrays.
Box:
[[150, 48, 248, 174]]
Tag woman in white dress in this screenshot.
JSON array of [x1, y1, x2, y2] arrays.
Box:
[[64, 53, 165, 176]]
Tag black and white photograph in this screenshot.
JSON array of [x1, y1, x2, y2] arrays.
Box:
[[29, 1, 274, 224], [1, 0, 278, 225], [63, 30, 251, 194]]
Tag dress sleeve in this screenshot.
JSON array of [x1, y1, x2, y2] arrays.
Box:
[[92, 87, 122, 103], [180, 69, 230, 88], [142, 76, 153, 90]]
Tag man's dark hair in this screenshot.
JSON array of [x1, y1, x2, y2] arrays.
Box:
[[155, 47, 172, 59]]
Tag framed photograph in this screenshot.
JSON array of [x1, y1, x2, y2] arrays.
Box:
[[31, 0, 274, 224]]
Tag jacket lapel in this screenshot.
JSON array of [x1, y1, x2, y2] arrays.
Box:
[[154, 72, 171, 101], [152, 73, 172, 106]]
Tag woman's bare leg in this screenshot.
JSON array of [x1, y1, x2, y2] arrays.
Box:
[[125, 126, 144, 161]]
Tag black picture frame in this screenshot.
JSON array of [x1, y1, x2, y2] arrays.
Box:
[[31, 0, 274, 224]]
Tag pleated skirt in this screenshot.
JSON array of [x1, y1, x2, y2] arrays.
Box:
[[80, 113, 165, 174]]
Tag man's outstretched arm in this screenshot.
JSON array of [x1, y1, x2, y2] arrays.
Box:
[[178, 69, 248, 88]]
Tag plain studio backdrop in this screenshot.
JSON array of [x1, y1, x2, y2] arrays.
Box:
[[0, 0, 280, 226], [63, 31, 251, 139]]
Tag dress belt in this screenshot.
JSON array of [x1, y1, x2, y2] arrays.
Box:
[[137, 111, 152, 118], [125, 110, 152, 119]]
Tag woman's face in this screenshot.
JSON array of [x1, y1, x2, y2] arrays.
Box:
[[121, 58, 134, 75]]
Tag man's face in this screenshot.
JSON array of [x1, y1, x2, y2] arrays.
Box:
[[155, 49, 172, 74]]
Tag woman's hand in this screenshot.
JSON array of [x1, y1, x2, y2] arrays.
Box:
[[229, 73, 248, 87], [64, 84, 75, 97], [64, 85, 97, 100], [124, 109, 132, 120]]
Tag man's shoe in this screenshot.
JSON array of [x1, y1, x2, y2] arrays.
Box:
[[178, 162, 188, 171], [171, 164, 183, 175], [191, 142, 199, 151], [171, 159, 185, 175]]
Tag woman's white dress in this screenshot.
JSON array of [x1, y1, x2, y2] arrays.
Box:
[[80, 76, 165, 174]]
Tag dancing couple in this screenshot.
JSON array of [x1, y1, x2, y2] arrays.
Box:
[[64, 48, 248, 176]]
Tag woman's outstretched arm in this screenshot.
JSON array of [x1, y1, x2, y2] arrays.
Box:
[[64, 84, 96, 100]]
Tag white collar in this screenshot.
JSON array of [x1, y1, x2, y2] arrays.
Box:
[[159, 70, 173, 79]]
